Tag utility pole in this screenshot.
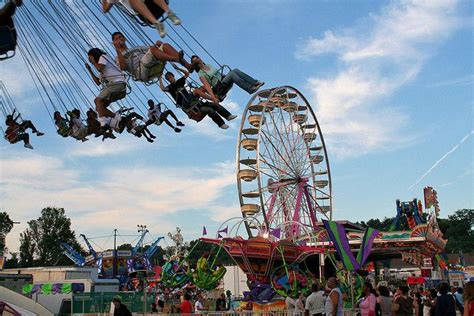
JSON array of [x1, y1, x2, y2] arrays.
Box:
[[137, 225, 147, 315], [113, 229, 117, 279]]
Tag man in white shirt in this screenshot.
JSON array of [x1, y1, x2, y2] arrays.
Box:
[[86, 48, 127, 119], [286, 295, 296, 314], [194, 294, 205, 315], [305, 284, 325, 316]]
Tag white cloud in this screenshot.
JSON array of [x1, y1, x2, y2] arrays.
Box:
[[296, 0, 461, 158], [1, 153, 238, 253], [70, 136, 144, 157]]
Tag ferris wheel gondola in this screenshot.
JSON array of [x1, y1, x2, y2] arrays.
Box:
[[237, 86, 333, 240]]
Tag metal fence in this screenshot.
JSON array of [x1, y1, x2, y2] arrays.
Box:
[[72, 292, 156, 313], [71, 293, 361, 315]]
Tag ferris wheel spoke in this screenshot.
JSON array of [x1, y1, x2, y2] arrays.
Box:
[[259, 134, 291, 177], [262, 116, 295, 175], [259, 155, 293, 178], [258, 138, 292, 179], [260, 129, 297, 175], [265, 105, 299, 174]]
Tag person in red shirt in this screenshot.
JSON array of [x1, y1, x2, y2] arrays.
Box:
[[180, 293, 193, 315]]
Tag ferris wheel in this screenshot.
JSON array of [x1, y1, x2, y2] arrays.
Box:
[[236, 86, 332, 239]]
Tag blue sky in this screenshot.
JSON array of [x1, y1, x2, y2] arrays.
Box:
[[1, 0, 473, 254]]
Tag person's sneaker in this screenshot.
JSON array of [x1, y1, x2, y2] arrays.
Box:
[[81, 137, 89, 142], [154, 21, 166, 38], [147, 138, 154, 143], [220, 124, 229, 130], [227, 114, 238, 121], [168, 10, 181, 25], [174, 127, 181, 133], [251, 81, 265, 93], [24, 143, 33, 149], [177, 121, 185, 127], [36, 131, 44, 136], [150, 134, 157, 139]]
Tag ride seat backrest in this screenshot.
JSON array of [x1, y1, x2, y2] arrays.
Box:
[[0, 26, 16, 60], [147, 63, 165, 82], [212, 65, 233, 101], [185, 100, 205, 122]]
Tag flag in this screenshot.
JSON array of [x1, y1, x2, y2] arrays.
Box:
[[356, 227, 379, 267], [271, 228, 281, 239], [217, 226, 228, 238], [202, 226, 207, 236], [323, 220, 378, 271], [323, 220, 359, 271]]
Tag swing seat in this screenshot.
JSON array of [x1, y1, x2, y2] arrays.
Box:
[[182, 99, 205, 122], [0, 26, 16, 61], [140, 62, 165, 85], [213, 81, 233, 102], [212, 65, 233, 101], [117, 0, 169, 27]]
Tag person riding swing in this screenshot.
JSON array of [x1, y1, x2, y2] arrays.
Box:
[[0, 0, 23, 60], [145, 99, 184, 133], [190, 55, 264, 103], [86, 48, 127, 120], [159, 65, 237, 130], [102, 0, 181, 38], [4, 109, 43, 149]]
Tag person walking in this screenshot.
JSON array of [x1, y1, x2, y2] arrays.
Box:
[[324, 277, 343, 316], [392, 285, 414, 316], [377, 285, 392, 316], [463, 281, 474, 316], [305, 283, 325, 316], [434, 282, 456, 316]]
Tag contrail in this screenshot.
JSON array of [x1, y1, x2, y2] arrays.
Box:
[[408, 130, 474, 191]]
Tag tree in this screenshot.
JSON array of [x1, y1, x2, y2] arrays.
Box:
[[19, 229, 35, 267], [0, 211, 14, 255], [439, 209, 473, 253], [19, 207, 82, 266]]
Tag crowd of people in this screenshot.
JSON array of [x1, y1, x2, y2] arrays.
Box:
[[111, 280, 474, 315], [286, 279, 474, 316]]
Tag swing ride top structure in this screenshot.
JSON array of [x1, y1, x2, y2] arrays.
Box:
[[202, 86, 448, 282]]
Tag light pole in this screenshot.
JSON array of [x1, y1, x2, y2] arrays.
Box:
[[137, 225, 147, 315]]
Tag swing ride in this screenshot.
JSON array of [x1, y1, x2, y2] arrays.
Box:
[[61, 229, 164, 287]]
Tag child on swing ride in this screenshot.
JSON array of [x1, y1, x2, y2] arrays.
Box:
[[85, 108, 116, 141], [4, 109, 43, 149], [53, 111, 70, 138], [68, 109, 89, 142], [102, 0, 180, 38], [159, 65, 237, 129], [112, 31, 192, 83], [190, 55, 265, 103], [126, 116, 156, 143], [145, 99, 183, 133], [98, 107, 142, 134]]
